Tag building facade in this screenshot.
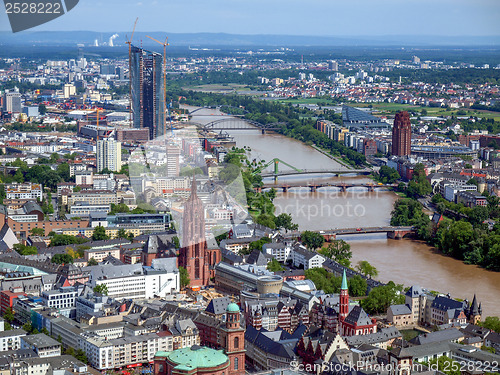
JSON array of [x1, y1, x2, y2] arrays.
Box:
[[392, 111, 411, 156]]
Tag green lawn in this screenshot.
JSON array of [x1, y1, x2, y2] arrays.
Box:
[[400, 328, 423, 342]]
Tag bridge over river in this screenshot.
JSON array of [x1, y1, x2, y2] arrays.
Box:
[[259, 182, 397, 192], [284, 226, 415, 240]]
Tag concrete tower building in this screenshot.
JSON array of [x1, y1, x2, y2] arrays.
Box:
[[96, 137, 121, 172], [392, 111, 412, 156], [219, 303, 246, 375], [178, 177, 209, 288]]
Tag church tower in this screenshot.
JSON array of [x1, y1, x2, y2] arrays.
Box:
[[178, 177, 209, 288], [339, 269, 349, 321], [220, 303, 245, 375], [467, 294, 482, 325]]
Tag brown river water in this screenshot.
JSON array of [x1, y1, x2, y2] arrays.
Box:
[[189, 107, 500, 317]]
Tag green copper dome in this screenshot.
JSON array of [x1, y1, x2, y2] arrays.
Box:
[[226, 302, 240, 312], [165, 345, 229, 370]]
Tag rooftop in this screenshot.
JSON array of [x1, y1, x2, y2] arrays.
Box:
[[158, 345, 229, 370]]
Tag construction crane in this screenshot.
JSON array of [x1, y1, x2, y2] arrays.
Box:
[[125, 18, 138, 128], [146, 35, 169, 138]]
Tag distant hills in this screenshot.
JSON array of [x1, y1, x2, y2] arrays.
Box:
[[1, 31, 499, 47]]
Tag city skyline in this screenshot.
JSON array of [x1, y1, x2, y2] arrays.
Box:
[[1, 0, 500, 37]]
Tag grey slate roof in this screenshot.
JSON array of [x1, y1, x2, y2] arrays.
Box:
[[409, 328, 464, 345], [388, 304, 412, 316], [344, 305, 373, 327], [205, 297, 231, 315], [346, 326, 401, 347]]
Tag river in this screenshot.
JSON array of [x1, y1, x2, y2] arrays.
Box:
[[188, 107, 500, 317]]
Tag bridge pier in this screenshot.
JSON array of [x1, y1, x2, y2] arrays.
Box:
[[340, 186, 347, 193], [261, 129, 266, 134], [368, 186, 374, 192], [310, 186, 317, 192], [282, 186, 288, 193], [387, 230, 412, 240]]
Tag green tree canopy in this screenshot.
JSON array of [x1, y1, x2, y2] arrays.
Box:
[[93, 284, 108, 295], [318, 240, 352, 267], [356, 260, 378, 279], [179, 266, 190, 288], [13, 244, 37, 255], [301, 231, 324, 250], [267, 258, 284, 272], [92, 226, 109, 241], [51, 253, 74, 264]]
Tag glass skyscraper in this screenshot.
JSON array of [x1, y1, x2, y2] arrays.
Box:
[[130, 46, 165, 140]]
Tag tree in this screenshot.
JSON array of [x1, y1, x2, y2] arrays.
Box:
[[38, 103, 47, 115], [51, 253, 74, 264], [360, 281, 405, 314], [3, 307, 14, 323], [179, 266, 190, 288], [301, 231, 324, 250], [246, 237, 272, 254], [427, 356, 460, 375], [29, 227, 45, 236], [348, 275, 368, 297], [50, 234, 88, 247], [75, 348, 88, 363], [93, 284, 108, 295], [378, 165, 400, 184], [13, 244, 37, 256], [274, 213, 299, 232], [92, 226, 109, 241], [172, 236, 180, 248], [87, 258, 98, 266], [480, 316, 500, 333], [356, 260, 378, 279], [318, 240, 352, 267], [116, 229, 127, 239], [469, 206, 489, 226], [267, 258, 284, 272]]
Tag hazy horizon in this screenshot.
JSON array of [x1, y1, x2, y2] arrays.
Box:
[[1, 0, 500, 37]]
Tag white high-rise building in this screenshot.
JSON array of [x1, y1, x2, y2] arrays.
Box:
[[96, 137, 122, 172], [3, 92, 22, 113]]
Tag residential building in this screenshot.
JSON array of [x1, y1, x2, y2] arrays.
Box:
[[291, 245, 325, 270], [96, 137, 122, 173], [20, 333, 61, 358], [0, 329, 27, 351]]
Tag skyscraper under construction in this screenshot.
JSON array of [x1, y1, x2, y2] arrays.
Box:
[[130, 45, 165, 140]]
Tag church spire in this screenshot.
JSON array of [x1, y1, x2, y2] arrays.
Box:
[[190, 175, 197, 197], [341, 269, 348, 290]]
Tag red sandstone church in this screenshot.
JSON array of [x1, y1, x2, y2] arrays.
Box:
[[178, 177, 221, 289]]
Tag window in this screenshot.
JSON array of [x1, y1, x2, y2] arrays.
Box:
[[234, 357, 238, 370], [234, 336, 239, 349]]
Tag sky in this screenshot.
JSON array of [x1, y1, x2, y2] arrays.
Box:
[[1, 0, 500, 36]]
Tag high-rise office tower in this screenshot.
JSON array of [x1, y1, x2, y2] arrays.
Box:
[[178, 177, 209, 288], [96, 137, 122, 172], [392, 111, 412, 156], [165, 144, 180, 177], [130, 46, 165, 140], [3, 92, 21, 113]]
